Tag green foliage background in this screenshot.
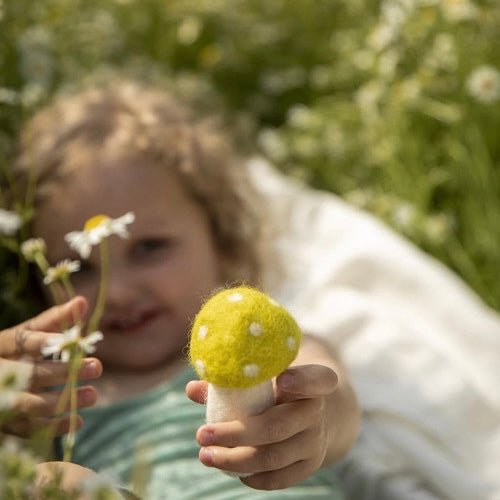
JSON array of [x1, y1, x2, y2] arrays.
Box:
[[1, 0, 499, 327]]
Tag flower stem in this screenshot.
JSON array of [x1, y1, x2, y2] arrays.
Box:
[[87, 239, 109, 335], [62, 275, 76, 302], [62, 348, 82, 462], [34, 252, 63, 305]]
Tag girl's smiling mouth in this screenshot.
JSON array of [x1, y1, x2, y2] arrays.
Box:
[[101, 309, 161, 335]]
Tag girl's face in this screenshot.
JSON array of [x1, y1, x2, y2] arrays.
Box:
[[33, 159, 223, 371]]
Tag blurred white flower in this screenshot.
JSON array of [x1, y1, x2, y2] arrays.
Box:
[[440, 0, 477, 22], [41, 326, 103, 363], [382, 0, 415, 27], [378, 49, 400, 79], [0, 437, 38, 497], [65, 212, 135, 259], [355, 80, 386, 121], [466, 66, 500, 104], [0, 359, 31, 411], [257, 128, 288, 162], [344, 189, 373, 208], [0, 88, 18, 105], [424, 33, 457, 72], [21, 82, 47, 108], [287, 105, 319, 129], [392, 202, 418, 230], [425, 213, 452, 244], [368, 23, 397, 52], [21, 238, 47, 262], [177, 17, 202, 45], [397, 77, 422, 105], [43, 259, 81, 285], [0, 208, 22, 235], [352, 50, 376, 71]]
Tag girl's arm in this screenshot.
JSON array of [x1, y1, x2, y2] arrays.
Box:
[[289, 333, 361, 465]]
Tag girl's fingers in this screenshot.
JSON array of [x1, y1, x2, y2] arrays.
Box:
[[197, 398, 322, 448], [241, 457, 317, 491], [30, 358, 102, 390], [11, 385, 98, 417], [199, 428, 317, 475], [275, 364, 338, 403], [185, 380, 208, 404], [22, 297, 88, 332], [0, 328, 63, 359], [3, 414, 84, 439], [0, 297, 88, 359]]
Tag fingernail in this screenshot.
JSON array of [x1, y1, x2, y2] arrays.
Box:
[[199, 447, 214, 466], [82, 360, 98, 377], [79, 389, 95, 405], [199, 430, 215, 446], [280, 374, 294, 389]]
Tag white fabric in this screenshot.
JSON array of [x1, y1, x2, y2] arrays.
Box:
[[249, 158, 500, 500]]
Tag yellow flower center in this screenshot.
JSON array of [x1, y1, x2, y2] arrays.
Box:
[[84, 215, 109, 232]]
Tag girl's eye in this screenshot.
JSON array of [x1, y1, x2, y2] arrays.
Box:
[[133, 238, 172, 256]]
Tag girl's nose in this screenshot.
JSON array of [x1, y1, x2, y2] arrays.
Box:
[[104, 269, 136, 308]]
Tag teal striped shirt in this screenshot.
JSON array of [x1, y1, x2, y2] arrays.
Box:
[[71, 367, 345, 499]]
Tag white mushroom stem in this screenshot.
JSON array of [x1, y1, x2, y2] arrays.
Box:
[[206, 380, 275, 478]]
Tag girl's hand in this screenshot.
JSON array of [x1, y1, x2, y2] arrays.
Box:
[[186, 364, 339, 490], [0, 297, 102, 438]]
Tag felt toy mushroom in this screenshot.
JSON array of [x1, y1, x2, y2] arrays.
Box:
[[189, 286, 302, 476]]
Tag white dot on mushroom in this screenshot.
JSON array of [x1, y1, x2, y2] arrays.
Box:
[[248, 322, 263, 336], [243, 364, 260, 378], [286, 337, 296, 350], [228, 292, 244, 302], [198, 325, 208, 340], [195, 359, 206, 377]]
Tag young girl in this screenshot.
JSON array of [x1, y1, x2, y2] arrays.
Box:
[[6, 81, 360, 498], [8, 78, 500, 499]]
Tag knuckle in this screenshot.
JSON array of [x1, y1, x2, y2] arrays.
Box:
[[259, 447, 282, 471], [254, 473, 286, 491], [264, 418, 287, 443]]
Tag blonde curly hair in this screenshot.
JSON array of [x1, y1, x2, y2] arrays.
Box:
[[14, 80, 264, 286]]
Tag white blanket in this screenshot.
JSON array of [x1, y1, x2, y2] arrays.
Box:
[[250, 158, 500, 500]]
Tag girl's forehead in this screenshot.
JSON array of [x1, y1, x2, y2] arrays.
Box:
[[35, 160, 198, 235]]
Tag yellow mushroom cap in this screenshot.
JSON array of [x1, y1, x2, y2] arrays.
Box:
[[189, 286, 301, 389]]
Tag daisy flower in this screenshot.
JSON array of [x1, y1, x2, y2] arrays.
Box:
[[466, 65, 500, 104], [0, 359, 31, 411], [41, 325, 103, 363], [64, 212, 135, 259], [0, 208, 22, 236], [20, 237, 47, 262], [43, 259, 81, 285]]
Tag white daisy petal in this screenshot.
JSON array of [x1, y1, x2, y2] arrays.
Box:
[[0, 208, 22, 236], [80, 331, 104, 354], [40, 344, 62, 357], [61, 349, 71, 363], [43, 259, 81, 285], [64, 212, 135, 259], [21, 238, 46, 262]]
